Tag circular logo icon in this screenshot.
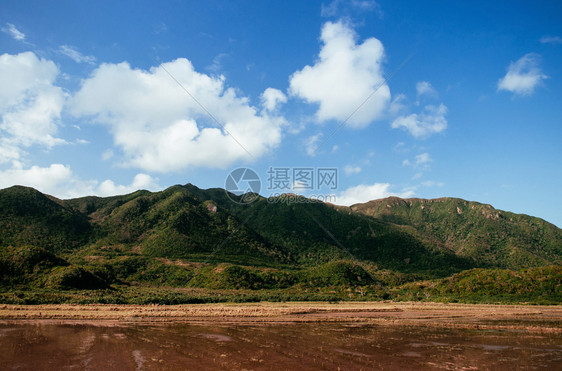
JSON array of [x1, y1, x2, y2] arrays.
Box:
[[225, 167, 261, 204]]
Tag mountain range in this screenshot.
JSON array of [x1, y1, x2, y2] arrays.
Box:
[[0, 184, 560, 304]]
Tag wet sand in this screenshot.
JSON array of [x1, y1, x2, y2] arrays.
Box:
[[1, 302, 561, 370]]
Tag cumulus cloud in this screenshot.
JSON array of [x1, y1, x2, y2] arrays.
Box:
[[70, 58, 284, 172], [0, 164, 74, 195], [59, 45, 96, 64], [0, 52, 66, 163], [539, 36, 562, 45], [0, 163, 160, 199], [289, 21, 390, 128], [97, 173, 159, 196], [497, 53, 548, 96], [391, 104, 447, 138], [335, 182, 414, 206], [1, 23, 25, 41], [261, 88, 287, 112]]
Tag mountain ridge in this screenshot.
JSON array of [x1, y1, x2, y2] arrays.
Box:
[[0, 184, 560, 303], [350, 196, 561, 269]]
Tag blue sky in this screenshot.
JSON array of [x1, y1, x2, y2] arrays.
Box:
[[1, 0, 561, 226]]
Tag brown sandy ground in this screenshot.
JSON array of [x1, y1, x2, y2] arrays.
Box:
[[0, 302, 561, 333]]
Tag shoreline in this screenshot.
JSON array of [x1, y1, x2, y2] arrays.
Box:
[[1, 302, 561, 333]]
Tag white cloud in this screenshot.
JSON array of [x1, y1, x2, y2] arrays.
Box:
[[389, 93, 407, 115], [261, 88, 287, 112], [403, 152, 432, 173], [539, 35, 562, 45], [416, 81, 437, 98], [393, 141, 407, 153], [320, 0, 340, 17], [103, 173, 159, 196], [305, 133, 322, 157], [335, 182, 415, 206], [59, 45, 96, 65], [321, 0, 380, 17], [344, 165, 361, 175], [289, 21, 390, 128], [292, 180, 308, 194], [153, 22, 168, 35], [0, 52, 67, 162], [0, 140, 22, 164], [421, 180, 444, 187], [351, 0, 379, 11], [391, 104, 447, 138], [0, 164, 73, 195], [0, 163, 160, 199], [206, 53, 228, 74], [497, 53, 548, 96], [415, 152, 432, 167], [101, 149, 114, 160], [1, 23, 25, 41], [70, 58, 284, 172], [97, 173, 159, 196]]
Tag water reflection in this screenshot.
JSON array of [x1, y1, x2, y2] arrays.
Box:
[[1, 322, 561, 370]]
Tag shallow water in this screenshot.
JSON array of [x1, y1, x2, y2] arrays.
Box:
[[1, 322, 561, 370]]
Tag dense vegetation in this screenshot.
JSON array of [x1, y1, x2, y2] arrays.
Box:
[[352, 197, 562, 268], [0, 185, 560, 304]]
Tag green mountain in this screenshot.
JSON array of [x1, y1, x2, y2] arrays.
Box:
[[350, 197, 562, 269], [0, 186, 91, 252], [0, 185, 560, 304], [0, 245, 107, 290]]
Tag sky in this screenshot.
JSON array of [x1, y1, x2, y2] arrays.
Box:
[[1, 0, 561, 227]]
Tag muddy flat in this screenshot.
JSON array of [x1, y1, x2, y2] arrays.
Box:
[[1, 302, 561, 370], [1, 302, 561, 332]]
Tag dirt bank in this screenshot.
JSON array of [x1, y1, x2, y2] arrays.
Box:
[[1, 302, 560, 333]]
